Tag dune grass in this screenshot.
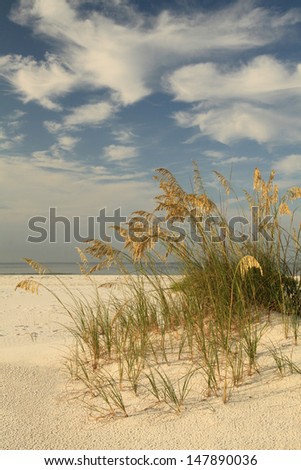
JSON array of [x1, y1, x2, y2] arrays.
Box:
[[16, 166, 301, 417]]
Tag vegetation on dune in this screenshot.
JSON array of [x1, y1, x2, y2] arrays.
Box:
[[16, 166, 301, 417]]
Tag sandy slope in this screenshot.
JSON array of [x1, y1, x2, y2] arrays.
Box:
[[1, 275, 301, 450]]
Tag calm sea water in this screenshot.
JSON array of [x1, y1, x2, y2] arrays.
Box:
[[0, 262, 182, 275]]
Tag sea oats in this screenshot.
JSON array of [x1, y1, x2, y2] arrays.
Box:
[[243, 190, 256, 207], [253, 168, 261, 191], [192, 160, 205, 195], [213, 171, 231, 195], [23, 258, 47, 275], [261, 180, 268, 201], [84, 239, 118, 269], [238, 255, 263, 277], [154, 168, 186, 198], [267, 169, 276, 190], [288, 186, 301, 200], [193, 194, 216, 214], [15, 279, 41, 294], [279, 202, 291, 215], [76, 247, 88, 264], [271, 184, 279, 204]]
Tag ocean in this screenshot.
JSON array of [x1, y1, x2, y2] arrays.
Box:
[[0, 261, 182, 275]]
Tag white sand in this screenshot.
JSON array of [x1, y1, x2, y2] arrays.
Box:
[[1, 274, 301, 450]]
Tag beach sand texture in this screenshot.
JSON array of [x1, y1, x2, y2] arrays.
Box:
[[1, 275, 301, 450]]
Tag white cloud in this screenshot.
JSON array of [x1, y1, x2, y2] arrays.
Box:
[[112, 129, 136, 144], [174, 103, 301, 145], [30, 148, 143, 178], [1, 0, 299, 108], [7, 109, 26, 120], [44, 121, 63, 134], [212, 156, 250, 166], [63, 102, 115, 128], [0, 54, 76, 110], [0, 141, 13, 150], [0, 125, 25, 150], [44, 101, 116, 136], [203, 150, 258, 165], [169, 55, 301, 145], [57, 135, 80, 151], [274, 155, 301, 176], [31, 134, 79, 162], [204, 150, 225, 159], [182, 133, 203, 145], [103, 145, 138, 163], [15, 134, 25, 143], [166, 56, 301, 103]]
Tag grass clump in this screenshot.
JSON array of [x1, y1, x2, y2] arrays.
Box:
[[16, 165, 301, 418]]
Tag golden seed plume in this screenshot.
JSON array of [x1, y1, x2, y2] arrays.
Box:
[[271, 184, 279, 204], [253, 168, 261, 191], [76, 247, 88, 264], [83, 239, 119, 271], [267, 169, 276, 190], [15, 279, 41, 294], [192, 160, 205, 194], [23, 258, 47, 275], [154, 168, 186, 198], [238, 255, 263, 277], [243, 190, 256, 207], [76, 248, 90, 275], [288, 186, 301, 200], [213, 171, 231, 195], [278, 202, 291, 215]]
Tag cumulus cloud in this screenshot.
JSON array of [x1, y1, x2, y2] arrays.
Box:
[[174, 99, 301, 145], [166, 56, 301, 103], [103, 145, 138, 163], [274, 155, 301, 176], [168, 55, 301, 145], [0, 54, 76, 110], [44, 101, 116, 135], [63, 102, 115, 128], [57, 135, 80, 151], [44, 121, 63, 134], [0, 0, 299, 108]]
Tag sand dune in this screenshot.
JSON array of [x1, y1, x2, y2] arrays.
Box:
[[1, 275, 301, 450]]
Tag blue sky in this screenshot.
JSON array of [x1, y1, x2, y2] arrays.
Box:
[[1, 0, 301, 262]]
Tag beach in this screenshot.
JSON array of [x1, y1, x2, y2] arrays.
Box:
[[1, 274, 301, 450]]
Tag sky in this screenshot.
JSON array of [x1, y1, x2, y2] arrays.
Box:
[[1, 0, 301, 263]]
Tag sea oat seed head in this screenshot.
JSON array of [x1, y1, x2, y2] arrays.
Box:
[[238, 255, 263, 277], [288, 186, 301, 200], [253, 168, 261, 191], [279, 202, 291, 215]]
